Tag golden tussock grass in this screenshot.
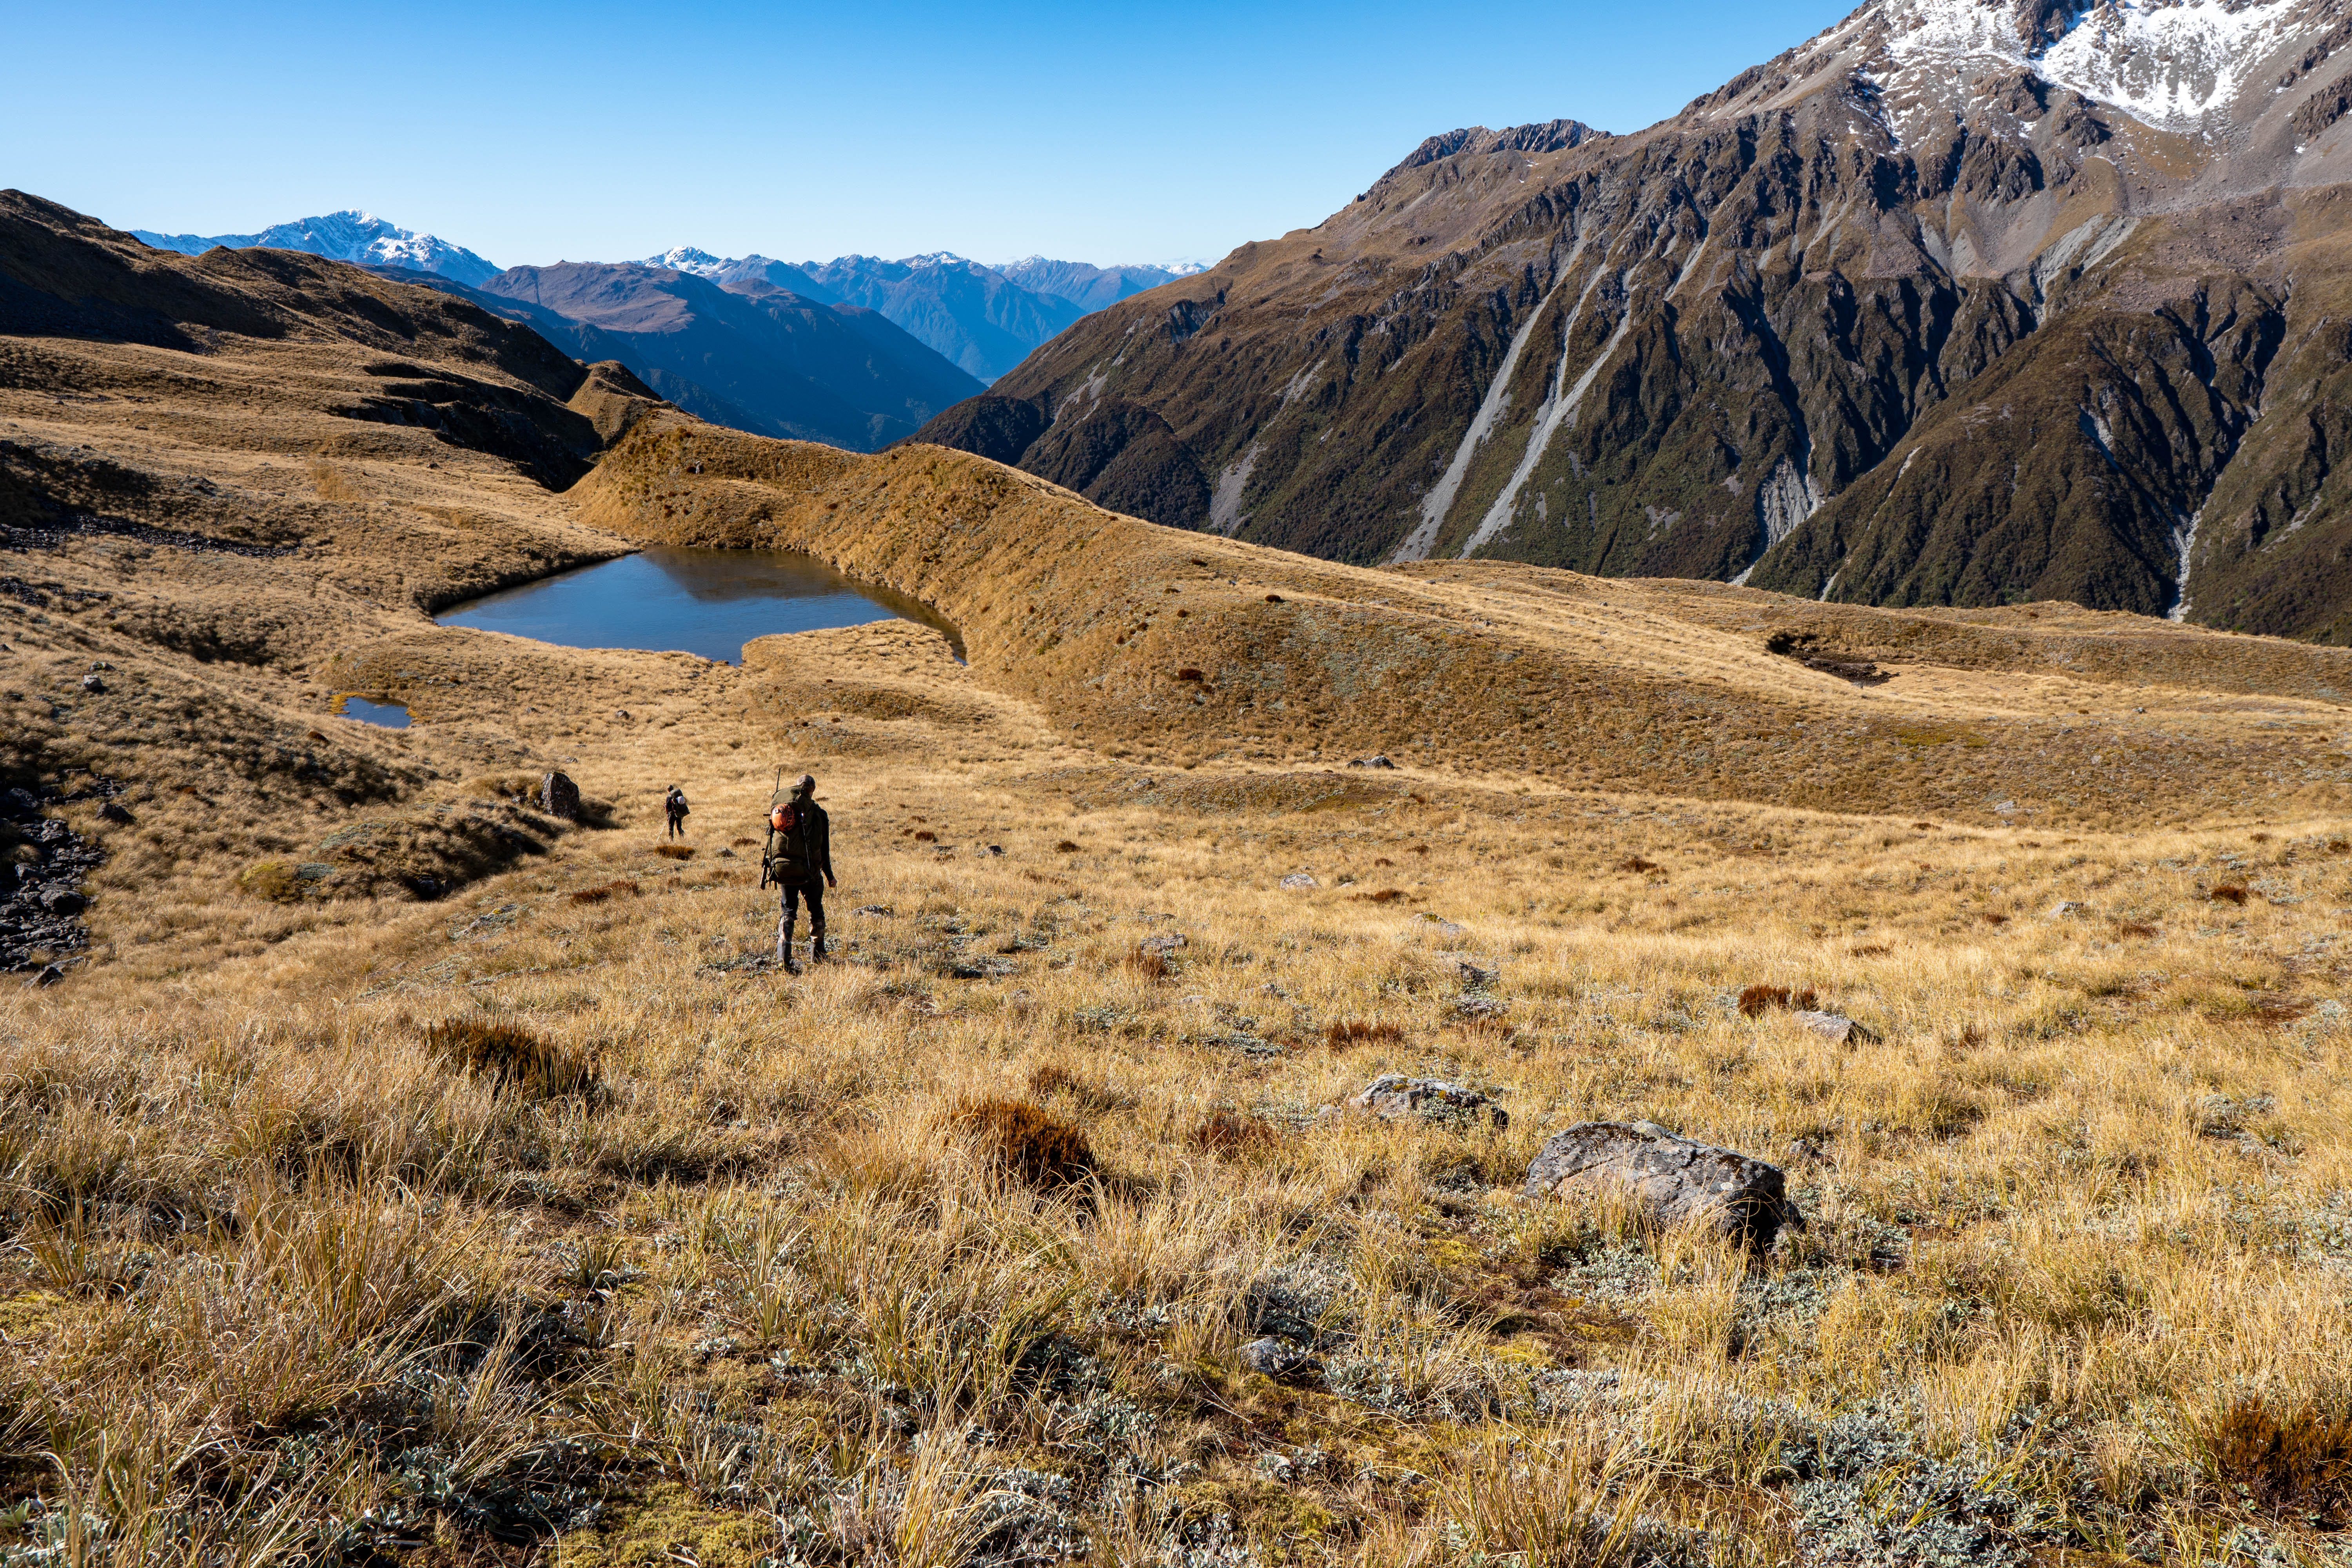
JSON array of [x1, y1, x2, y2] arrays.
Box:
[[8, 348, 2352, 1563]]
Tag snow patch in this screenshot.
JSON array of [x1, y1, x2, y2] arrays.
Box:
[[1877, 0, 2300, 130]]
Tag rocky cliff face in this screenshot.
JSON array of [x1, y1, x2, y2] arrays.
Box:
[[914, 0, 2352, 641]]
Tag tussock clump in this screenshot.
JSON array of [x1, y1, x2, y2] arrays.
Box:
[[949, 1097, 1096, 1189], [468, 773, 543, 800], [1025, 1063, 1130, 1113], [1352, 888, 1407, 904], [654, 844, 695, 861], [1739, 984, 1818, 1018], [1324, 1018, 1407, 1048], [1189, 1108, 1276, 1156], [1124, 944, 1172, 980], [1982, 911, 2010, 927], [570, 878, 639, 905], [1054, 839, 1080, 853], [2210, 883, 2250, 906], [1617, 855, 1662, 874], [423, 1019, 599, 1100], [2197, 1392, 2352, 1515], [2115, 920, 2158, 938]]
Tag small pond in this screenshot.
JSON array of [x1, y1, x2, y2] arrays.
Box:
[[434, 547, 959, 664], [334, 695, 411, 728]]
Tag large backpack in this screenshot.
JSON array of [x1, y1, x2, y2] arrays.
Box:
[[759, 801, 795, 888]]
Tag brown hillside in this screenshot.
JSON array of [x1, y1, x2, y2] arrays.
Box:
[[574, 416, 2352, 829]]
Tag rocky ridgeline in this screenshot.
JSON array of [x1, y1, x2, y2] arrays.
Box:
[[2, 781, 105, 982]]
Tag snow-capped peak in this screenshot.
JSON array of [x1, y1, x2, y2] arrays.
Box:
[[1763, 0, 2323, 134], [638, 246, 731, 276], [1882, 0, 2300, 128], [129, 210, 501, 286]]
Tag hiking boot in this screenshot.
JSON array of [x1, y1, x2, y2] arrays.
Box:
[[777, 920, 800, 974], [810, 931, 828, 964]]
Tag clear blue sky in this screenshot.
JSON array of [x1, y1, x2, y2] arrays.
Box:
[[7, 0, 1851, 270]]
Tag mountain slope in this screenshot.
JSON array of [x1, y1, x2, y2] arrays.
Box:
[[131, 210, 501, 286], [475, 263, 983, 450], [912, 5, 2352, 641]]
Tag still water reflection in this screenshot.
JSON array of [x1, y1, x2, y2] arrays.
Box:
[[434, 548, 958, 664]]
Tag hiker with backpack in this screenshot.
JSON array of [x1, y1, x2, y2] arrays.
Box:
[[664, 785, 690, 840], [762, 773, 835, 973]]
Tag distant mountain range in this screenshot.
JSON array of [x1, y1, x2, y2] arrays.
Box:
[[383, 263, 984, 452], [127, 212, 1203, 447], [131, 211, 501, 287], [636, 248, 1201, 381]]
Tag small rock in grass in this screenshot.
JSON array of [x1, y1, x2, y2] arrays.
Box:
[[1138, 933, 1187, 954], [1455, 958, 1499, 989], [1348, 754, 1396, 769], [80, 673, 103, 693], [2044, 900, 2086, 920], [855, 904, 895, 916], [38, 888, 85, 916], [1793, 1009, 1877, 1044], [541, 770, 581, 821], [1354, 1074, 1507, 1129], [98, 802, 134, 825], [1279, 873, 1319, 890], [1523, 1121, 1804, 1247]]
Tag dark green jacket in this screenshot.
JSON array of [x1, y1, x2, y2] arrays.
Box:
[[763, 800, 831, 886]]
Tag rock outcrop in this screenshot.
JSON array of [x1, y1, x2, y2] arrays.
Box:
[[1523, 1121, 1803, 1245]]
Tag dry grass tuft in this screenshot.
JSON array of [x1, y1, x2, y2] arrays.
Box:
[[1187, 1107, 1276, 1156], [423, 1018, 600, 1100], [654, 843, 695, 860], [2211, 882, 2251, 905], [1123, 944, 1172, 980], [948, 1097, 1096, 1189], [1053, 839, 1081, 853], [1738, 983, 1818, 1017], [1616, 855, 1662, 873], [1324, 1018, 1407, 1048], [1352, 887, 1408, 904], [569, 878, 641, 904], [2198, 1393, 2352, 1517]]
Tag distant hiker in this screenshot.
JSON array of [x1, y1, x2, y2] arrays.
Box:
[[762, 773, 835, 973], [664, 785, 690, 840]]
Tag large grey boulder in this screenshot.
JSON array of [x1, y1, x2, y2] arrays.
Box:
[[1523, 1122, 1803, 1246], [541, 771, 581, 821]]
